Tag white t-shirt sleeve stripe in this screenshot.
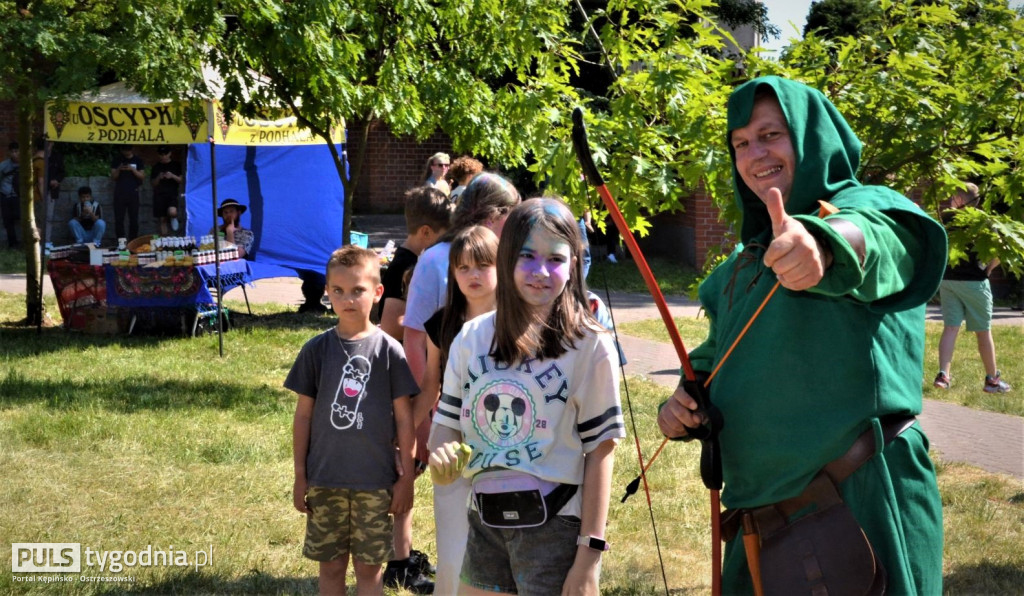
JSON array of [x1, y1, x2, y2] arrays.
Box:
[[434, 392, 462, 428], [578, 406, 625, 445]]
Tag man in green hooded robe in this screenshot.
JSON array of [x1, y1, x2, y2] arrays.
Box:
[[658, 76, 946, 595]]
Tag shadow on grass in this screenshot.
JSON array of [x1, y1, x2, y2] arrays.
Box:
[[944, 561, 1024, 594], [0, 309, 332, 357], [124, 569, 318, 595], [0, 373, 289, 414], [229, 310, 335, 332]]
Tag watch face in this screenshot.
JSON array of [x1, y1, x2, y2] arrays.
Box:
[[579, 535, 609, 551]]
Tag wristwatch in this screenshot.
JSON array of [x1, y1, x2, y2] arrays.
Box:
[[577, 535, 610, 552]]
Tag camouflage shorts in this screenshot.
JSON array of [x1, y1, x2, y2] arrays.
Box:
[[303, 486, 394, 565]]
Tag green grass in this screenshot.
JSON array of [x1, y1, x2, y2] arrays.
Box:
[[0, 247, 25, 274], [1, 292, 1023, 594], [587, 257, 700, 297], [922, 322, 1024, 416], [619, 315, 1024, 417]]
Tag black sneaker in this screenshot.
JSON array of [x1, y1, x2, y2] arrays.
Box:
[[409, 549, 436, 576], [383, 560, 434, 594], [297, 301, 328, 314], [402, 569, 434, 594], [383, 560, 405, 589]]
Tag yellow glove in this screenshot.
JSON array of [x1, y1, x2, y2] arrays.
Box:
[[429, 442, 472, 485]]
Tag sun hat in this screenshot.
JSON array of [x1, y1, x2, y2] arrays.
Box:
[[218, 198, 247, 216]]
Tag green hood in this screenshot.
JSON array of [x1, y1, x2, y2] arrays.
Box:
[[727, 76, 862, 242]]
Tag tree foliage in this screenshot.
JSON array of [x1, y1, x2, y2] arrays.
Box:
[[715, 0, 781, 41], [204, 0, 580, 239], [804, 0, 884, 39], [0, 0, 210, 324], [537, 0, 1024, 275], [532, 0, 740, 236]]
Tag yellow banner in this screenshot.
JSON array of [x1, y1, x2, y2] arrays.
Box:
[[45, 98, 345, 146], [45, 98, 205, 144], [212, 103, 344, 146]]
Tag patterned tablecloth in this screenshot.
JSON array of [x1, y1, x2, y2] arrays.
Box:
[[104, 260, 252, 308]]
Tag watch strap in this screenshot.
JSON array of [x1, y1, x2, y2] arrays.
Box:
[[577, 534, 610, 551]]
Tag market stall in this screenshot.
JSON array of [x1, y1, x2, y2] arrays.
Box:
[[43, 74, 345, 350], [46, 243, 252, 336]]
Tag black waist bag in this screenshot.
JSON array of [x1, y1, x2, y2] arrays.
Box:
[[473, 471, 577, 529], [755, 472, 886, 596]]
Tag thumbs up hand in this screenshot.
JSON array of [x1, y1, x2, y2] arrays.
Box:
[[762, 187, 830, 291]]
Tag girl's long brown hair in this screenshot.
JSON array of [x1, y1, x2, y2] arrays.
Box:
[[439, 172, 520, 243], [491, 198, 597, 365], [438, 226, 499, 367]]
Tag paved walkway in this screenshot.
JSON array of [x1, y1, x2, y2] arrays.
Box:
[[2, 219, 1021, 479]]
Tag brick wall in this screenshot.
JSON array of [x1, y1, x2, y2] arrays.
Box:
[[351, 120, 453, 212], [637, 183, 734, 269], [690, 185, 735, 267]]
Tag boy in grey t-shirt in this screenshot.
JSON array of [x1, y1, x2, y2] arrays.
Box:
[[285, 245, 419, 595]]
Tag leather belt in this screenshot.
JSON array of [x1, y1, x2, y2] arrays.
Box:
[[722, 414, 917, 542]]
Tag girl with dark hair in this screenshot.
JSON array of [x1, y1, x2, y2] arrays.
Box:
[[429, 198, 624, 595], [404, 172, 521, 385], [414, 225, 500, 426], [400, 173, 520, 593], [411, 226, 498, 595]]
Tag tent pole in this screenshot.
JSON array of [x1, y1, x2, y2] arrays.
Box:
[[37, 129, 50, 335], [210, 135, 223, 357]]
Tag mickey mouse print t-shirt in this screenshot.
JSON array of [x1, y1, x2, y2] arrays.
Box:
[[433, 312, 625, 487]]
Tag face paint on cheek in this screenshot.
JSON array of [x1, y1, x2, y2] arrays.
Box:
[[547, 259, 571, 288]]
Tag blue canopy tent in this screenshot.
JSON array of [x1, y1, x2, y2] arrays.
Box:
[[184, 143, 346, 281]]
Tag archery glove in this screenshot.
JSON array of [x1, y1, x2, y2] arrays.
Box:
[[670, 371, 719, 442]]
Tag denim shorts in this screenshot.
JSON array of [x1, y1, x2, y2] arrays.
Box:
[[303, 486, 393, 565], [461, 510, 583, 594]]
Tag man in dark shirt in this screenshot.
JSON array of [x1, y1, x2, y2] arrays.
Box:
[[109, 145, 145, 240], [150, 145, 183, 235]]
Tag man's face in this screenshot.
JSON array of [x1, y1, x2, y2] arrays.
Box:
[[730, 96, 796, 205], [158, 152, 171, 163], [79, 194, 92, 203], [120, 148, 133, 158]]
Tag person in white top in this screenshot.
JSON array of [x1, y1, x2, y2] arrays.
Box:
[[421, 152, 451, 196], [429, 198, 625, 595], [402, 173, 520, 594]]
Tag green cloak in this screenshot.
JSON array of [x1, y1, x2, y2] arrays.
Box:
[[690, 76, 946, 595]]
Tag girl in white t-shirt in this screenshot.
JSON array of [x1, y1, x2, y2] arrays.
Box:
[[429, 198, 624, 595]]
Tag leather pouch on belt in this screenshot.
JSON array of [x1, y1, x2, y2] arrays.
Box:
[[756, 473, 887, 596]]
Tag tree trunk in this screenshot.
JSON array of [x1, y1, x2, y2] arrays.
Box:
[[17, 104, 43, 327], [322, 117, 371, 246]]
